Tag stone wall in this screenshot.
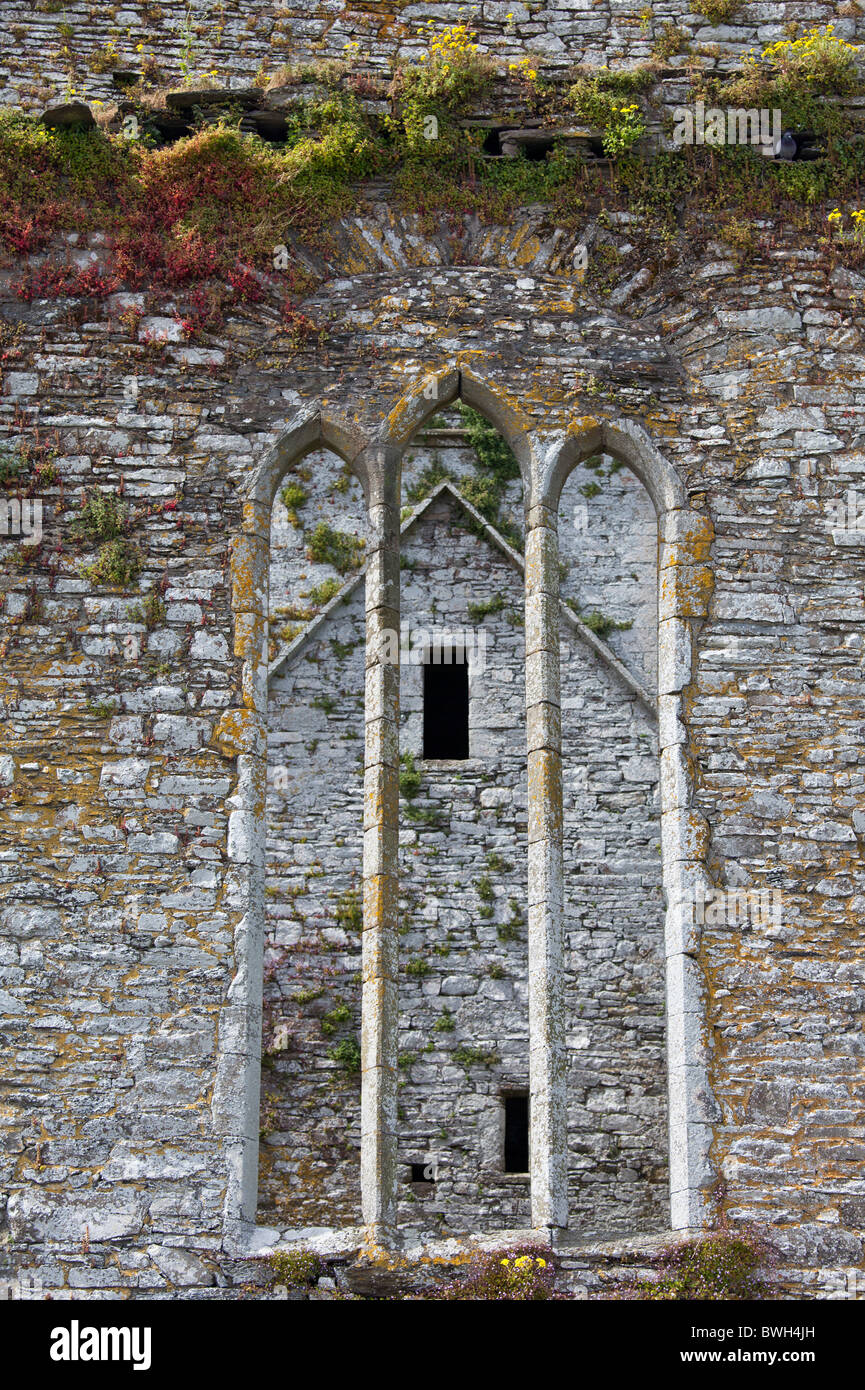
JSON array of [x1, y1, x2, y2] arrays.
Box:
[[0, 0, 862, 112], [2, 60, 865, 1289], [261, 444, 664, 1241]]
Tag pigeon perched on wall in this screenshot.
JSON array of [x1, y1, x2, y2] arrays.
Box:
[[775, 129, 798, 160]]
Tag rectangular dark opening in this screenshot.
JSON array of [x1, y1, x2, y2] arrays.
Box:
[[423, 655, 469, 760], [410, 1162, 432, 1183], [504, 1094, 529, 1173]]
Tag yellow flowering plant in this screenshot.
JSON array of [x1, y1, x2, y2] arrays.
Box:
[[602, 101, 646, 158], [569, 68, 653, 154], [508, 56, 538, 85], [700, 24, 859, 140], [398, 22, 491, 108], [760, 24, 859, 91], [388, 22, 493, 156], [433, 1244, 560, 1299], [827, 206, 865, 246]]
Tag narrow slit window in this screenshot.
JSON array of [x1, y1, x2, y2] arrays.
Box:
[[504, 1094, 530, 1173], [422, 653, 469, 760]]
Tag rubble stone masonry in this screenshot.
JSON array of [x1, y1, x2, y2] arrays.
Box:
[[1, 1, 864, 1300]]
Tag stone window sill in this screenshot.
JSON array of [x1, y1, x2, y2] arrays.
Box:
[[418, 757, 485, 771]]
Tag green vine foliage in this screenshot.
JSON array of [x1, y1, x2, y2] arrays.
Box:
[[71, 488, 128, 543], [305, 522, 365, 574], [454, 405, 523, 547], [569, 65, 655, 130], [267, 1250, 327, 1289], [693, 0, 741, 22], [458, 404, 520, 483], [697, 25, 860, 141], [82, 538, 142, 589]]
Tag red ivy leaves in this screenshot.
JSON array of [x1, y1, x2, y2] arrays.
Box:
[[6, 126, 320, 344], [13, 261, 119, 302]]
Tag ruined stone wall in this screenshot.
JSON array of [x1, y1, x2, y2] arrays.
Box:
[[260, 450, 367, 1229], [1, 0, 862, 113], [396, 492, 532, 1235], [2, 110, 865, 1289]]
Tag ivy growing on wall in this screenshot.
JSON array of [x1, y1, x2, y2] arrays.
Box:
[[1, 24, 864, 348]]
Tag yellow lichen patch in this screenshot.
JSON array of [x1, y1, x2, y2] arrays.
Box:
[[642, 412, 682, 441], [534, 298, 578, 316], [232, 610, 266, 663], [527, 749, 564, 841], [512, 228, 542, 268], [564, 414, 604, 440], [211, 708, 265, 760], [669, 516, 714, 565], [241, 499, 271, 539], [459, 364, 535, 438], [230, 534, 266, 613], [659, 563, 715, 619]]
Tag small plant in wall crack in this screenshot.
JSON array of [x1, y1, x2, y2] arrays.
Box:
[[693, 0, 740, 24], [333, 888, 361, 932], [266, 1249, 328, 1291], [600, 1227, 778, 1300], [326, 1036, 361, 1074], [453, 1043, 499, 1071], [568, 601, 633, 641], [128, 584, 167, 630], [82, 538, 142, 589], [399, 752, 422, 798], [71, 487, 143, 590], [280, 480, 308, 527], [305, 522, 365, 574], [467, 594, 505, 622], [71, 488, 129, 544], [87, 698, 118, 720], [497, 898, 524, 942], [433, 1008, 455, 1033], [320, 1000, 351, 1035], [476, 872, 495, 919], [430, 1246, 561, 1300]]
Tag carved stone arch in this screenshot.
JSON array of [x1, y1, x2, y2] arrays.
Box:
[[247, 404, 372, 512], [375, 364, 536, 491], [535, 414, 718, 1232], [533, 416, 687, 516], [215, 396, 716, 1247], [212, 405, 371, 1243]]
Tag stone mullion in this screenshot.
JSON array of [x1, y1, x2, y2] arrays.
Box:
[[213, 518, 269, 1233], [524, 503, 568, 1233], [360, 456, 400, 1242]]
